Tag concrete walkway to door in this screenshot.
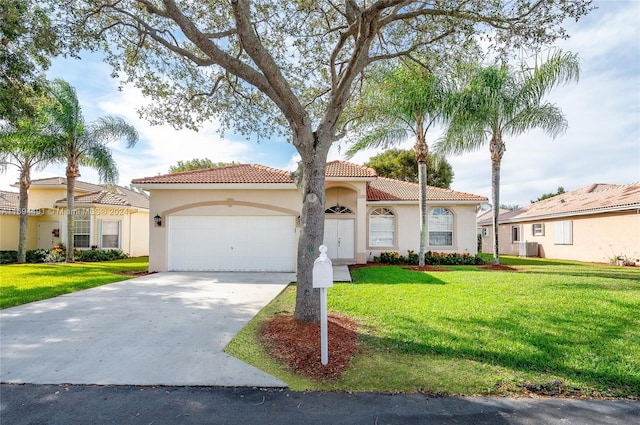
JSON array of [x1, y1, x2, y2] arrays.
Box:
[[0, 272, 294, 387]]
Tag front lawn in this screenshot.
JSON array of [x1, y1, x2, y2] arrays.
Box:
[[0, 257, 149, 309], [225, 257, 640, 397]]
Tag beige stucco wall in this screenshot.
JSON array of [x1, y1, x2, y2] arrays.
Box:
[[27, 188, 67, 210], [0, 215, 40, 251], [481, 210, 640, 263], [145, 183, 483, 271], [366, 203, 480, 261]]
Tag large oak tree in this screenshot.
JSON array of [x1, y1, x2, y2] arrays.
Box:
[[61, 0, 592, 322]]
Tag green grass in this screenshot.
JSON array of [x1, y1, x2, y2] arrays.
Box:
[[0, 257, 149, 309], [226, 257, 640, 397]]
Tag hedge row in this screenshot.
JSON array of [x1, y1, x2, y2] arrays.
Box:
[[374, 250, 487, 266], [0, 249, 127, 264]]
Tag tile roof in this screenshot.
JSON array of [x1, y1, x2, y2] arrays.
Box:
[[131, 164, 294, 184], [482, 183, 640, 223], [0, 190, 20, 213], [132, 162, 486, 203], [20, 177, 105, 192], [55, 186, 149, 209], [326, 161, 377, 178], [367, 178, 488, 202]]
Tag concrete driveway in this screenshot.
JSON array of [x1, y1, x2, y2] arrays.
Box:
[[0, 272, 294, 387]]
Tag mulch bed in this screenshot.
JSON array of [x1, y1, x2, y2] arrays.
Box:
[[478, 264, 520, 271], [259, 314, 360, 381], [116, 270, 156, 276]]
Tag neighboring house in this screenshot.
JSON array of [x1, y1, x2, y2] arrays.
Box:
[[132, 161, 487, 272], [476, 207, 511, 253], [0, 178, 149, 257], [478, 183, 640, 263]]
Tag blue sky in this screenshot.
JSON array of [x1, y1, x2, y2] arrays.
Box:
[[2, 0, 638, 207]]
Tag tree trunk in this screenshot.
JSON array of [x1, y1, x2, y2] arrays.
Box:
[[17, 167, 31, 263], [414, 119, 428, 267], [293, 134, 330, 324], [417, 160, 427, 267], [66, 160, 79, 263], [490, 133, 505, 266]]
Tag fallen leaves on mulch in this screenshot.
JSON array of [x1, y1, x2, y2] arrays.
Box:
[[259, 314, 359, 381], [478, 264, 520, 271]]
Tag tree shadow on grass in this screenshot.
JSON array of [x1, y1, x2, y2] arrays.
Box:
[[366, 308, 640, 397], [349, 266, 447, 285]]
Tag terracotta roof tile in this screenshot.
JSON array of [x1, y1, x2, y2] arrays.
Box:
[[367, 178, 488, 202], [488, 183, 640, 223], [0, 190, 20, 213], [131, 164, 294, 184], [20, 177, 105, 192], [54, 187, 149, 209], [325, 161, 377, 178]]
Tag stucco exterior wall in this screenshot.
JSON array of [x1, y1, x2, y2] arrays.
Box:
[[0, 215, 39, 251], [28, 188, 67, 209], [365, 203, 480, 261], [480, 210, 640, 263]]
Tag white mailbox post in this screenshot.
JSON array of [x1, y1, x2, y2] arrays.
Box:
[[313, 245, 333, 365]]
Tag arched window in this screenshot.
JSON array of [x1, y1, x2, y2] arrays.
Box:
[[428, 207, 453, 246], [325, 204, 353, 214], [369, 207, 395, 247]]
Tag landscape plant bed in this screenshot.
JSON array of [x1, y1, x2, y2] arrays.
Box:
[[260, 314, 359, 381]]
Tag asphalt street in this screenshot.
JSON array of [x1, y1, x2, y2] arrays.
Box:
[[1, 384, 638, 425]]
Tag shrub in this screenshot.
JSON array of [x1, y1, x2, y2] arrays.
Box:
[[44, 251, 66, 263], [0, 251, 18, 264], [26, 249, 49, 263], [75, 249, 128, 262], [375, 250, 487, 266]]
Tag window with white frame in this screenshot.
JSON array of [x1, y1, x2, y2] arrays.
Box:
[[554, 220, 573, 245], [369, 207, 395, 247], [73, 211, 91, 248], [428, 207, 453, 246], [100, 220, 121, 249], [511, 225, 520, 243], [532, 223, 544, 236]]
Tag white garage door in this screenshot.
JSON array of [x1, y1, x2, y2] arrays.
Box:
[[168, 216, 297, 271]]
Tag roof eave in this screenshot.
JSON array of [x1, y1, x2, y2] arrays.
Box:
[[480, 204, 640, 225], [326, 176, 376, 182], [131, 182, 297, 190]]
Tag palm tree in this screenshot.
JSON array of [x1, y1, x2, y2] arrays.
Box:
[[0, 111, 58, 262], [437, 51, 580, 265], [46, 79, 138, 262], [346, 63, 450, 266]]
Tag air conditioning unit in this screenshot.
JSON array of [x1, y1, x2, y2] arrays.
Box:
[[519, 241, 538, 257]]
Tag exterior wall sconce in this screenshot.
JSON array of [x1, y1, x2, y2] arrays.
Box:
[[154, 214, 162, 227]]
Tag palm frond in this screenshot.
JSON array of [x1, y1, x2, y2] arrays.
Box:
[[81, 143, 119, 184], [345, 125, 409, 159]]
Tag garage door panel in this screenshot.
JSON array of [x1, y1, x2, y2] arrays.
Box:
[[168, 216, 296, 271]]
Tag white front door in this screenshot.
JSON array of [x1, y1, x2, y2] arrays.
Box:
[[323, 219, 355, 260], [38, 221, 61, 249]]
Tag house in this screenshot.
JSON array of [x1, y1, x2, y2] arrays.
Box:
[[0, 178, 150, 257], [477, 183, 640, 263], [132, 161, 487, 272]]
